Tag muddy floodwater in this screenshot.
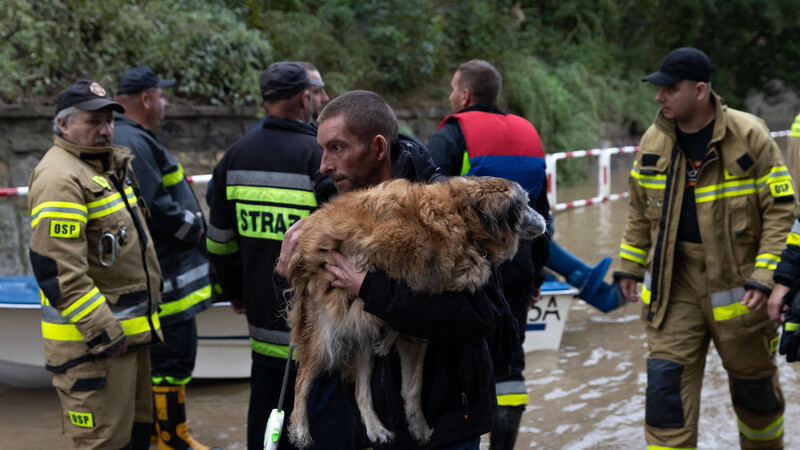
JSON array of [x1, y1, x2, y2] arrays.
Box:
[[4, 186, 800, 449]]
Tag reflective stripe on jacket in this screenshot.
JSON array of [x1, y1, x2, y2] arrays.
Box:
[[28, 136, 163, 372], [207, 116, 320, 360], [616, 94, 795, 328], [113, 115, 211, 324]]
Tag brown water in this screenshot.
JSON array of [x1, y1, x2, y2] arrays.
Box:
[[4, 190, 800, 449]]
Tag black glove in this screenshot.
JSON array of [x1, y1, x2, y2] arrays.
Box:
[[779, 284, 800, 362]]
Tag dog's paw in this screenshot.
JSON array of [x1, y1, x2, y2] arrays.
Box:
[[365, 424, 395, 444], [409, 421, 434, 445], [288, 423, 314, 449]]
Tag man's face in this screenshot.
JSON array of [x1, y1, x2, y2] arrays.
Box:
[[654, 80, 702, 123], [449, 71, 464, 113], [145, 87, 166, 129], [59, 107, 115, 147], [307, 70, 329, 121], [318, 114, 384, 193]]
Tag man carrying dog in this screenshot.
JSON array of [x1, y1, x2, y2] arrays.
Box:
[[277, 90, 515, 449], [112, 66, 217, 450], [428, 59, 550, 450], [615, 47, 793, 449], [207, 62, 354, 450]]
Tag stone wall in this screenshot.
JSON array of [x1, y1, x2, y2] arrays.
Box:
[[0, 104, 450, 276]]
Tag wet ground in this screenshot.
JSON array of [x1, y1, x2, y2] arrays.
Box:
[[4, 186, 800, 449]]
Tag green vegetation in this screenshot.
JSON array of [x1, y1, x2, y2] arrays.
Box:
[[3, 0, 800, 165]]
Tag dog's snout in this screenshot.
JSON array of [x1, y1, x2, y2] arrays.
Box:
[[519, 206, 546, 239]]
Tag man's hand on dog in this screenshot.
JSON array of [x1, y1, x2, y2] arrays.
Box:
[[276, 219, 304, 277], [327, 250, 366, 300]]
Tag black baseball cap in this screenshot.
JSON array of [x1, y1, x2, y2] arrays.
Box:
[[642, 47, 714, 86], [260, 62, 310, 101], [56, 80, 125, 114], [116, 66, 175, 95]]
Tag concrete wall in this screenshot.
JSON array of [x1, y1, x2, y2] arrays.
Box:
[[0, 104, 450, 276]]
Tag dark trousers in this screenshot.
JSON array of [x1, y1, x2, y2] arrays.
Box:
[[247, 355, 356, 450], [150, 317, 197, 383]]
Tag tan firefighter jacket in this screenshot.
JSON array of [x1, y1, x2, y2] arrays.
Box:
[[28, 136, 163, 372], [616, 94, 795, 329]]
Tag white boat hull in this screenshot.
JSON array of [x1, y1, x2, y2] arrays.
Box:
[[0, 301, 250, 388]]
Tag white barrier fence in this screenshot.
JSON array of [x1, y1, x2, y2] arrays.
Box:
[[1, 131, 793, 210], [546, 129, 792, 211]]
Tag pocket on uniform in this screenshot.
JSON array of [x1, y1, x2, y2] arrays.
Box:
[[728, 197, 756, 267], [52, 363, 110, 440], [644, 191, 665, 220]]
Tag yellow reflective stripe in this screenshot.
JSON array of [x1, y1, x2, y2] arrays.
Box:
[[86, 192, 121, 209], [647, 446, 696, 450], [695, 179, 756, 203], [206, 236, 239, 255], [713, 302, 750, 321], [30, 201, 88, 227], [737, 414, 783, 441], [152, 375, 192, 386], [460, 150, 470, 175], [620, 243, 646, 265], [124, 186, 136, 204], [61, 288, 106, 323], [631, 168, 667, 189], [158, 285, 211, 317], [787, 232, 800, 247], [162, 164, 185, 187], [641, 284, 651, 305], [250, 337, 297, 360], [497, 393, 529, 406], [226, 185, 317, 207], [91, 176, 110, 190], [791, 115, 800, 137], [786, 322, 800, 332], [42, 312, 160, 341], [755, 253, 780, 270], [770, 335, 779, 352]]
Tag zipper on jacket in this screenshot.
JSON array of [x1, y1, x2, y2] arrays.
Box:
[[461, 392, 469, 420], [110, 159, 157, 341], [648, 145, 680, 322]]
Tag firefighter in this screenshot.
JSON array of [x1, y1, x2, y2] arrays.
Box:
[[427, 59, 551, 450], [207, 62, 354, 450], [615, 47, 793, 449], [28, 79, 163, 449], [112, 66, 218, 450]]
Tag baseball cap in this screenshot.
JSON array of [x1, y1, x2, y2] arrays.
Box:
[[260, 62, 311, 101], [56, 80, 125, 114], [642, 47, 714, 86], [116, 66, 175, 95]]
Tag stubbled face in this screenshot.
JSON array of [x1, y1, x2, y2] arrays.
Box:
[[654, 80, 700, 123], [318, 114, 383, 194], [448, 71, 464, 113], [307, 70, 329, 121], [59, 107, 115, 147]]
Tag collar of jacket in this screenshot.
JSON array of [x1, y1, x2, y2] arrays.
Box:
[[262, 115, 317, 137], [646, 91, 746, 170], [53, 135, 132, 173], [391, 133, 440, 182], [457, 104, 505, 115]]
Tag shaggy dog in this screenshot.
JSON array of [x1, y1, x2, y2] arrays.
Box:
[[285, 176, 546, 448]]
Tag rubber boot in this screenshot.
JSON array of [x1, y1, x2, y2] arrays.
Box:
[[489, 405, 524, 450], [153, 385, 222, 450]]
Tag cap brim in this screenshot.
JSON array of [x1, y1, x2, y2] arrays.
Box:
[[156, 79, 175, 88], [73, 98, 125, 114], [642, 71, 683, 86], [308, 79, 325, 87]]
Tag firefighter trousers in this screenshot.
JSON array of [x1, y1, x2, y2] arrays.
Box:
[[52, 348, 152, 450], [644, 242, 784, 449]]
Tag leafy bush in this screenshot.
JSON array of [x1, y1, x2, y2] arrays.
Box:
[[1, 0, 272, 104]]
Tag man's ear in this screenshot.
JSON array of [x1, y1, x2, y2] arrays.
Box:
[[373, 135, 389, 161], [460, 88, 473, 109], [139, 91, 152, 110]]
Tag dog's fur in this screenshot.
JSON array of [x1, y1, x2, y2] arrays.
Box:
[[285, 176, 546, 448]]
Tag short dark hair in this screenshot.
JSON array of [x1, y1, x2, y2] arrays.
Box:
[[318, 90, 399, 156], [456, 59, 502, 106]]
